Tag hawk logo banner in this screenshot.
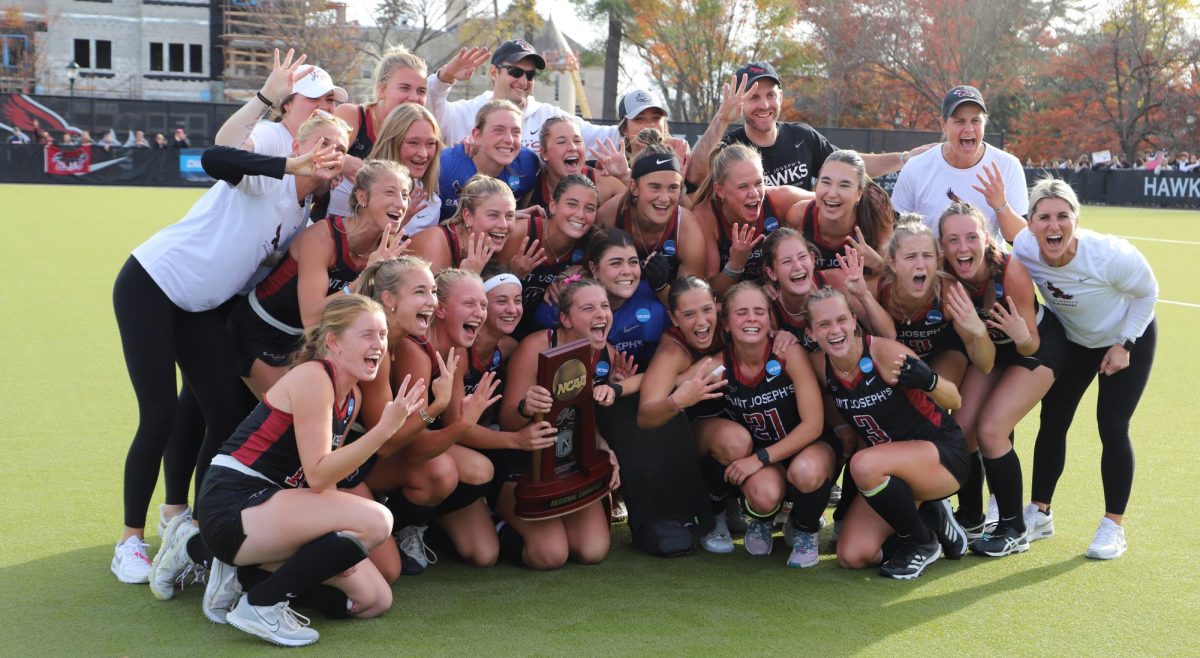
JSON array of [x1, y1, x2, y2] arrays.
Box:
[[44, 145, 91, 175]]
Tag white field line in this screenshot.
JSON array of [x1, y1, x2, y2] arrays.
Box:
[[1116, 235, 1200, 246], [1160, 299, 1200, 309]]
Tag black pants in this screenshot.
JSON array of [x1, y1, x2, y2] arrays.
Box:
[[113, 256, 253, 528], [1030, 319, 1157, 515]]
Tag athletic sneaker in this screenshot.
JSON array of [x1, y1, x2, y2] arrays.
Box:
[[827, 484, 842, 507], [928, 499, 969, 560], [203, 558, 243, 624], [743, 518, 774, 556], [157, 505, 190, 537], [725, 498, 749, 534], [150, 521, 199, 600], [954, 511, 987, 542], [395, 524, 437, 575], [970, 522, 1030, 557], [111, 536, 153, 584], [785, 526, 819, 568], [1085, 517, 1127, 560], [985, 494, 999, 526], [700, 513, 735, 554], [227, 595, 319, 647], [879, 540, 941, 579], [1023, 504, 1055, 542]]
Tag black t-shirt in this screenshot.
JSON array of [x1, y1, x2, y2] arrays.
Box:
[[722, 122, 837, 190]]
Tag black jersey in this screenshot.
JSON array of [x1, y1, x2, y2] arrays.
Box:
[[661, 326, 725, 420], [772, 270, 827, 353], [515, 213, 587, 338], [348, 106, 376, 159], [714, 193, 782, 283], [718, 342, 801, 445], [722, 122, 836, 190], [878, 282, 964, 359], [824, 336, 957, 446], [439, 225, 465, 269], [522, 167, 597, 212], [221, 359, 356, 488], [254, 216, 362, 331], [616, 200, 682, 291], [800, 203, 851, 272], [965, 252, 1032, 346]]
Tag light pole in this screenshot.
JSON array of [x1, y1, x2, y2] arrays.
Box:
[[66, 61, 79, 128]]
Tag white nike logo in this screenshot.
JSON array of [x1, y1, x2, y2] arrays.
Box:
[[766, 373, 779, 382], [655, 158, 671, 165], [865, 377, 876, 386]]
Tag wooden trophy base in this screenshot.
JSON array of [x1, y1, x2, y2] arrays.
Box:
[[514, 450, 613, 520]]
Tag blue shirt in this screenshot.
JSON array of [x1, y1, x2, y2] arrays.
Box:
[[534, 281, 667, 367], [438, 143, 540, 220]]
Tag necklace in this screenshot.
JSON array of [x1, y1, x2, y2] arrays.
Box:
[[833, 359, 859, 379], [542, 224, 572, 264], [778, 293, 807, 318]]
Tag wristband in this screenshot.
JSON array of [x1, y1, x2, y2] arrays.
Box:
[[924, 372, 939, 393], [255, 91, 274, 108], [755, 447, 771, 467], [722, 263, 744, 279], [992, 201, 1010, 214], [609, 383, 624, 399], [418, 408, 436, 425], [666, 394, 684, 415], [518, 398, 534, 419]]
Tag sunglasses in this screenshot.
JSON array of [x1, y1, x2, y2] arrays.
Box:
[[500, 66, 538, 81]]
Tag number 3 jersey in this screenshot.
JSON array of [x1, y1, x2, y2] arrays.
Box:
[[824, 336, 959, 446], [719, 342, 802, 446]]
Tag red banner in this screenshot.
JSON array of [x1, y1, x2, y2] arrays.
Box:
[[44, 145, 91, 175]]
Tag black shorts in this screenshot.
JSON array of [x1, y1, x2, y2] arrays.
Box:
[[197, 465, 281, 564], [338, 425, 377, 489], [484, 447, 534, 485], [929, 428, 970, 488], [993, 309, 1068, 377], [226, 296, 301, 376]]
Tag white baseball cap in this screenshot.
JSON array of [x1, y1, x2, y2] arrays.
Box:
[[292, 66, 348, 103], [618, 89, 668, 121]]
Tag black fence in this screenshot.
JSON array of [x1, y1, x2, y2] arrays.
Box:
[[0, 144, 212, 187]]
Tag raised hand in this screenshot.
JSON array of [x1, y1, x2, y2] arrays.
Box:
[[460, 371, 502, 425], [366, 227, 411, 268], [429, 348, 459, 415], [843, 226, 884, 274], [987, 296, 1031, 344], [285, 138, 342, 177], [439, 47, 490, 84], [589, 138, 630, 181], [944, 282, 986, 337], [670, 357, 727, 408], [507, 236, 547, 278], [403, 185, 428, 224], [717, 73, 759, 123], [971, 161, 1008, 212], [836, 246, 868, 298], [379, 374, 427, 432], [728, 222, 764, 271], [461, 231, 496, 273], [610, 351, 638, 383], [261, 48, 313, 106]]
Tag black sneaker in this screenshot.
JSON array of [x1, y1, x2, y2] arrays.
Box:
[[954, 510, 986, 542], [927, 499, 969, 560], [827, 484, 843, 508], [879, 540, 941, 580], [969, 522, 1030, 557]]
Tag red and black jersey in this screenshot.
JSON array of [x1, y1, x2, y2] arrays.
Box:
[[516, 213, 587, 338], [800, 203, 846, 272], [439, 224, 465, 268], [718, 341, 801, 446], [772, 271, 827, 353], [523, 167, 597, 212], [220, 359, 356, 488], [878, 282, 964, 359], [616, 198, 682, 287], [714, 193, 782, 282], [824, 336, 957, 446], [348, 105, 377, 160], [253, 215, 362, 331]]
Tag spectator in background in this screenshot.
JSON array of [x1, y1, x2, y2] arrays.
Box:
[[97, 130, 122, 150], [1074, 155, 1090, 172], [62, 132, 79, 146], [79, 130, 94, 146], [153, 133, 169, 149], [1180, 153, 1200, 173], [134, 130, 151, 148], [39, 131, 54, 145], [171, 128, 190, 148], [7, 127, 30, 144]]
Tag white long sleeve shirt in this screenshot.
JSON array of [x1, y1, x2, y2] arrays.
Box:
[[425, 74, 618, 150], [1012, 227, 1157, 348]]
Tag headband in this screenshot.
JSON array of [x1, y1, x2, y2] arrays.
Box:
[[483, 273, 522, 293], [632, 151, 681, 179]]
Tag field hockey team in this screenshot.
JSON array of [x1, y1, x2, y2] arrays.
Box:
[[109, 43, 1159, 647]]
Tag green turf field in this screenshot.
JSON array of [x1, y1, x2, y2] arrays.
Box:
[[0, 184, 1195, 656]]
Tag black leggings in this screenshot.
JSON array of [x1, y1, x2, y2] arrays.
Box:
[[1030, 319, 1157, 515], [113, 256, 253, 528]]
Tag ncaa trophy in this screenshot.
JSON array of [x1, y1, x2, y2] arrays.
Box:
[[513, 338, 613, 520]]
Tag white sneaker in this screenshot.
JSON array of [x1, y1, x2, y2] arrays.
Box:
[[1023, 504, 1055, 542], [203, 558, 243, 624], [985, 494, 999, 526], [112, 536, 153, 584], [227, 595, 319, 647], [150, 520, 199, 601], [700, 513, 735, 554], [1086, 517, 1127, 560]]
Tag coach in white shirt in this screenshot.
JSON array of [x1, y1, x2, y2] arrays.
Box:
[[1012, 177, 1157, 562], [426, 39, 619, 150], [892, 85, 1027, 246]]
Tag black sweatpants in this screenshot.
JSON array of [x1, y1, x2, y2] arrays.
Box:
[[1030, 320, 1157, 515], [113, 256, 254, 528]]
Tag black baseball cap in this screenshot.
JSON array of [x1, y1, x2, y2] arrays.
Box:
[[941, 85, 987, 118], [491, 39, 546, 70], [735, 61, 780, 87]]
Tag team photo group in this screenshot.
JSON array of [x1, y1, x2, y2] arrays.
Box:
[[109, 38, 1159, 648]]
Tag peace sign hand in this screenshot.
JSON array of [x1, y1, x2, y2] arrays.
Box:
[[461, 231, 496, 273], [844, 226, 884, 274], [507, 237, 546, 278], [262, 49, 313, 106]]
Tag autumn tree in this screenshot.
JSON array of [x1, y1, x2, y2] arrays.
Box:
[[222, 0, 360, 94]]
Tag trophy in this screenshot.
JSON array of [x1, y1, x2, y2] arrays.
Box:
[[514, 338, 613, 520]]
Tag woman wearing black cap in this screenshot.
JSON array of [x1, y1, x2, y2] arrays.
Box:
[[686, 61, 917, 190], [891, 85, 1028, 247], [428, 39, 620, 150]]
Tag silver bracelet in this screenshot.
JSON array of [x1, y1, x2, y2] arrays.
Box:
[[993, 201, 1010, 214], [722, 263, 744, 279]]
